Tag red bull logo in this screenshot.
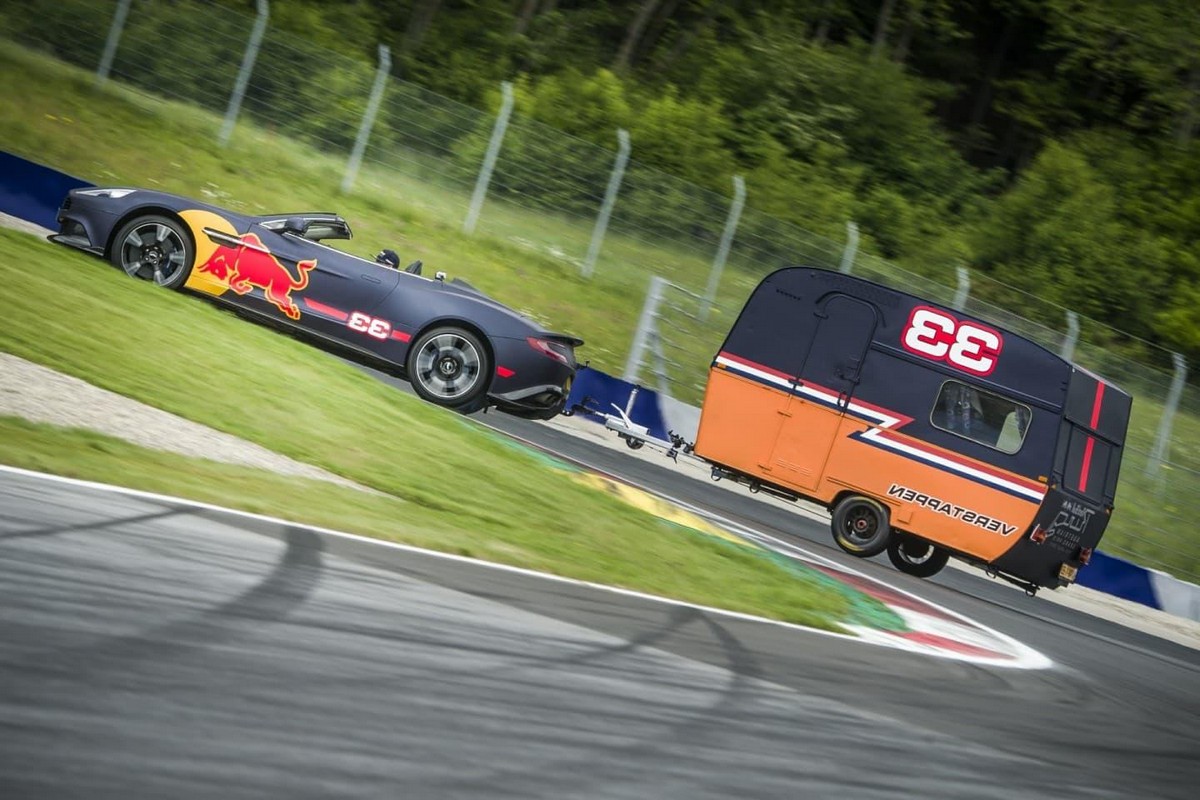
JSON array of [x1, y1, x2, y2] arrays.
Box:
[[197, 233, 315, 320]]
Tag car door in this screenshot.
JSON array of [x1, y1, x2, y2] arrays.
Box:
[[240, 219, 400, 355]]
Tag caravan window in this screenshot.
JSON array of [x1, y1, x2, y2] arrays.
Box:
[[930, 380, 1031, 454]]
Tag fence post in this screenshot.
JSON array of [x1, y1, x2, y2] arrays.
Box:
[[1060, 310, 1080, 362], [95, 0, 132, 87], [583, 128, 631, 278], [624, 276, 668, 384], [649, 329, 672, 398], [463, 81, 514, 235], [341, 45, 392, 194], [839, 221, 859, 274], [700, 174, 745, 321], [1145, 352, 1188, 478], [953, 266, 971, 311], [219, 0, 270, 147]]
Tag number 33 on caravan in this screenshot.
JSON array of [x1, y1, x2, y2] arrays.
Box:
[[901, 306, 1004, 376]]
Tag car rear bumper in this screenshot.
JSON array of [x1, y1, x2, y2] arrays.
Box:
[[488, 336, 577, 418], [490, 382, 571, 419]]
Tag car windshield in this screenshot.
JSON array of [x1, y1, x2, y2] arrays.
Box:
[[261, 216, 353, 241]]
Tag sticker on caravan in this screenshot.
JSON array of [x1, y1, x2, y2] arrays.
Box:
[[901, 306, 1003, 376], [1043, 499, 1096, 549], [888, 484, 1018, 536]]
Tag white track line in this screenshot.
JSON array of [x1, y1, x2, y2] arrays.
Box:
[[0, 462, 1052, 669]]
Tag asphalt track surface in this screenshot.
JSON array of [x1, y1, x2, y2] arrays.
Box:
[[1, 389, 1198, 798]]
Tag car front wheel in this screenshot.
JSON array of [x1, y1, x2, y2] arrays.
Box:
[[111, 214, 194, 289], [406, 326, 492, 411]]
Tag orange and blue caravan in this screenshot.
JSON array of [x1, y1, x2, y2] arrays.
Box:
[[695, 267, 1132, 592]]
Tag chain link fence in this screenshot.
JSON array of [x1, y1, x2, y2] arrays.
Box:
[[5, 0, 1197, 581]]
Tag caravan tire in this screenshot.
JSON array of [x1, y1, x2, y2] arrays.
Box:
[[830, 495, 892, 558], [887, 533, 950, 578]]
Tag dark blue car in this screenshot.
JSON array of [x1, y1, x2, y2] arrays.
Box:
[[50, 187, 581, 418]]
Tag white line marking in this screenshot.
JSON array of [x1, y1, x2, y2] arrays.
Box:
[[0, 463, 1051, 669]]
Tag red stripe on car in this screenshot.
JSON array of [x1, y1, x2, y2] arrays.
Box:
[[302, 298, 349, 321]]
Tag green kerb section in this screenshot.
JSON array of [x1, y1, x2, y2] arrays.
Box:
[[661, 521, 908, 632], [454, 417, 580, 472], [459, 414, 906, 631]]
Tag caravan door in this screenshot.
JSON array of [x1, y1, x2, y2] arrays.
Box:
[[768, 294, 878, 491]]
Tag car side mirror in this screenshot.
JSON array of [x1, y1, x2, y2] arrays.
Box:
[[282, 217, 307, 235], [405, 260, 423, 275]]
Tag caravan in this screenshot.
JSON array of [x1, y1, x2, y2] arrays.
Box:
[[693, 268, 1132, 592]]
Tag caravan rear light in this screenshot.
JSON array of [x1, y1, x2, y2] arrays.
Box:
[[1079, 547, 1093, 565], [1030, 525, 1047, 544]]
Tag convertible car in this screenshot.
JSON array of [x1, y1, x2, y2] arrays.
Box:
[[49, 187, 581, 418]]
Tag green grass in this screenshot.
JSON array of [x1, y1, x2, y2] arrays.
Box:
[[1, 38, 1197, 580], [0, 226, 887, 630]]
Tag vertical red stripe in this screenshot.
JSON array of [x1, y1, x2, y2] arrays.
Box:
[[1077, 382, 1106, 491], [1089, 382, 1106, 428]]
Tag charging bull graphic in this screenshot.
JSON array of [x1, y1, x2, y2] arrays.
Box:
[[195, 233, 315, 320]]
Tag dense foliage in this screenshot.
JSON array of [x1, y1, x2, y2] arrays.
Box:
[[10, 0, 1200, 363], [252, 0, 1200, 365]]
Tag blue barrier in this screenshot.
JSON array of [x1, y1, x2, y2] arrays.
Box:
[[1076, 550, 1161, 609], [0, 151, 91, 230], [565, 366, 669, 442]]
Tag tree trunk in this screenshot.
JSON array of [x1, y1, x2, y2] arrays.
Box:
[[870, 0, 899, 62], [892, 15, 914, 64], [613, 0, 664, 73], [634, 0, 683, 64], [514, 0, 539, 36], [656, 0, 725, 73], [814, 18, 829, 44], [1175, 62, 1200, 146], [969, 15, 1016, 130], [402, 0, 444, 55]]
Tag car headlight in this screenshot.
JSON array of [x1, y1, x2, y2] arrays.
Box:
[[77, 188, 138, 199]]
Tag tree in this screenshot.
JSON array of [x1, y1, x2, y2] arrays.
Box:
[[969, 138, 1175, 337]]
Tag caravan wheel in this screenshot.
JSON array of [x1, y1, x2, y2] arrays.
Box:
[[887, 534, 950, 578], [830, 495, 892, 557]]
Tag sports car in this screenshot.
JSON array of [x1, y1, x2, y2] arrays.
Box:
[[49, 187, 582, 419]]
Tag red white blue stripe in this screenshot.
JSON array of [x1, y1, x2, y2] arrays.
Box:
[[713, 352, 1046, 504]]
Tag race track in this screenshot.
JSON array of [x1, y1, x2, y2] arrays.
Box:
[[1, 465, 1197, 799]]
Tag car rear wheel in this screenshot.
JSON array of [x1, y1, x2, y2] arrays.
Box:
[[886, 533, 950, 578], [111, 214, 194, 289], [830, 495, 892, 557], [406, 326, 491, 411]]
